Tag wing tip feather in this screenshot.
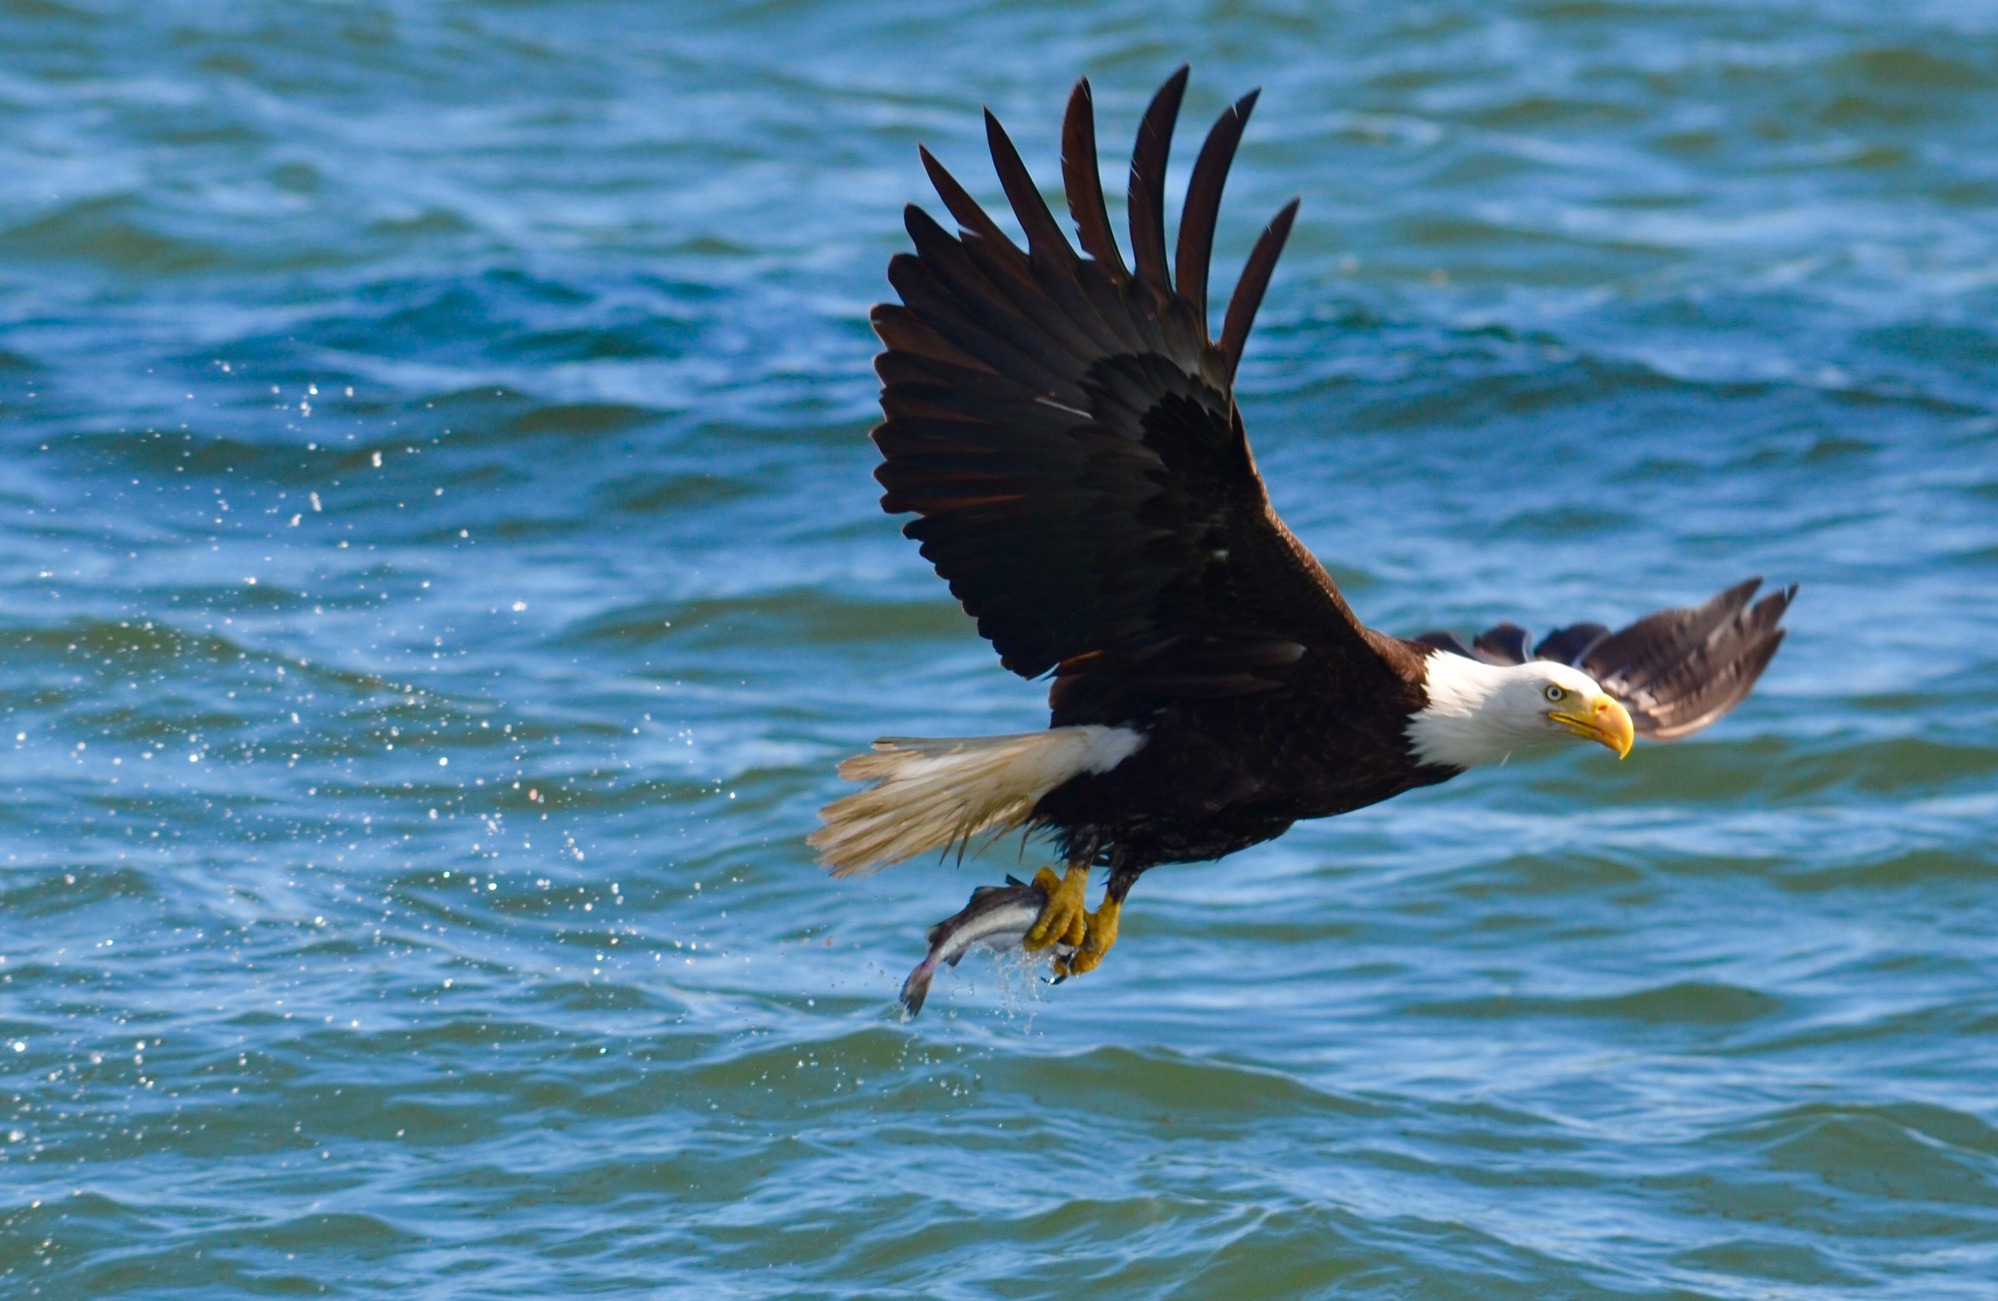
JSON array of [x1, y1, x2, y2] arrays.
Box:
[[1218, 197, 1300, 380], [1128, 66, 1192, 296]]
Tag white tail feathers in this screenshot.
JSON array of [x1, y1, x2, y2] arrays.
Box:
[[810, 726, 1144, 877]]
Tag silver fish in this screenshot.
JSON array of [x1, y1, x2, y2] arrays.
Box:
[[899, 876, 1068, 1017]]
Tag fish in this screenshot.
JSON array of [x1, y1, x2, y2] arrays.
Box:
[[899, 875, 1071, 1017]]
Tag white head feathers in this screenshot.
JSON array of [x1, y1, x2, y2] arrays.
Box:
[[1406, 654, 1627, 769]]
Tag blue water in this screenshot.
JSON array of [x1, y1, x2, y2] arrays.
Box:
[[3, 2, 1997, 1296]]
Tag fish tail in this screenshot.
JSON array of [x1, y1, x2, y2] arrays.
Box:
[[809, 726, 1143, 878], [898, 954, 940, 1016]]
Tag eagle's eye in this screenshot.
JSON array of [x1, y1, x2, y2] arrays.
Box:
[[1543, 684, 1567, 703]]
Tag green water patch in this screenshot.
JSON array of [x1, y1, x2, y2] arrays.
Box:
[[1836, 46, 1992, 92], [1416, 980, 1785, 1027], [596, 469, 757, 514], [566, 589, 967, 653], [1493, 504, 1635, 539], [1774, 737, 1998, 799], [502, 402, 659, 440], [1721, 1102, 1998, 1208], [0, 195, 224, 276], [1444, 852, 1649, 899], [1779, 847, 1996, 893], [0, 864, 158, 917], [987, 1044, 1390, 1129], [1667, 1236, 1871, 1288]]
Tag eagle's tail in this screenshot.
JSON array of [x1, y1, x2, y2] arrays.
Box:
[[810, 726, 1144, 878]]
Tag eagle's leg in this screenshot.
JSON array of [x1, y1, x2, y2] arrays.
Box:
[[1023, 863, 1090, 952], [1056, 867, 1133, 977]]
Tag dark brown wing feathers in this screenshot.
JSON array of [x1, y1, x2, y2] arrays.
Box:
[[1582, 579, 1793, 739], [983, 111, 1072, 263], [1126, 67, 1188, 300], [871, 69, 1363, 727], [873, 69, 1789, 745], [1416, 580, 1795, 740], [1218, 200, 1299, 384], [1177, 89, 1260, 325], [1060, 80, 1125, 274]]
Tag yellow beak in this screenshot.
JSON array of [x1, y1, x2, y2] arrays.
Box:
[[1552, 693, 1635, 760]]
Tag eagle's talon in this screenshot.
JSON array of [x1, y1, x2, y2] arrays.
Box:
[[1054, 894, 1120, 978], [1023, 864, 1088, 951]]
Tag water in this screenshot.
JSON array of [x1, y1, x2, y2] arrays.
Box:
[[3, 2, 1996, 1296]]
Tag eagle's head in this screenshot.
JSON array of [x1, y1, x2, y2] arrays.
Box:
[[1407, 653, 1636, 770]]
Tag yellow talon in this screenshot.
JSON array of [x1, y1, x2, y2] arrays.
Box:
[[1057, 894, 1120, 978], [1023, 864, 1089, 951], [1024, 865, 1121, 977]]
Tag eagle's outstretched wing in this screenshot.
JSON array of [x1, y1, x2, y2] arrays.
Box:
[[871, 69, 1392, 728], [1415, 579, 1795, 739]]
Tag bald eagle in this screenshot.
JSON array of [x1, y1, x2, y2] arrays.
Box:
[[812, 68, 1793, 983]]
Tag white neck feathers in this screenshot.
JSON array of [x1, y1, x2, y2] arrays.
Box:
[[1406, 652, 1538, 769]]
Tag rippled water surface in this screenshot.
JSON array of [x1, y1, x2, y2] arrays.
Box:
[[4, 2, 1998, 1296]]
